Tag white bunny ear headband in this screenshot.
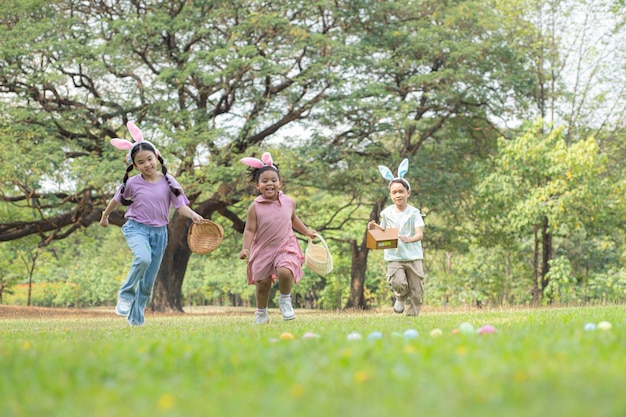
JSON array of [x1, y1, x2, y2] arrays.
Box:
[[378, 158, 411, 191], [110, 121, 160, 164], [240, 151, 278, 171]]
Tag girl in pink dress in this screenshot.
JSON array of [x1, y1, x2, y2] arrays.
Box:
[[239, 152, 316, 324]]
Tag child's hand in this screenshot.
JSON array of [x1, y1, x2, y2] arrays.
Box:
[[100, 213, 110, 228], [369, 221, 384, 230], [239, 249, 249, 260], [191, 214, 204, 224]]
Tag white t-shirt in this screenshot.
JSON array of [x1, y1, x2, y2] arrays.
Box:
[[379, 204, 425, 262]]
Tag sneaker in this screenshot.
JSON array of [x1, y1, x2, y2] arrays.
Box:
[[254, 311, 270, 325], [278, 297, 296, 321], [115, 299, 131, 317], [393, 299, 405, 314]]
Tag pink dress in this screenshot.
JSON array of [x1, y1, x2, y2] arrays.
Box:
[[246, 192, 305, 285]]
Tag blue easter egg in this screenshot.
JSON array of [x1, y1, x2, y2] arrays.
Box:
[[367, 331, 383, 340], [403, 329, 419, 339], [584, 323, 596, 331]]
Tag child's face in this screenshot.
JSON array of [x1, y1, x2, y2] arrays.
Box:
[[133, 149, 158, 177], [389, 182, 410, 208], [256, 169, 281, 200]]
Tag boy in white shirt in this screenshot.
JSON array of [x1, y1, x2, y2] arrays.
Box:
[[369, 159, 425, 316]]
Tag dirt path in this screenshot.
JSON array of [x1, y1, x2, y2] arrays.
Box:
[[0, 305, 261, 319], [0, 304, 488, 319], [0, 305, 115, 319]]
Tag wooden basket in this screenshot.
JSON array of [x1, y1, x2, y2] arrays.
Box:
[[187, 219, 224, 255], [305, 233, 333, 275], [366, 224, 398, 250]]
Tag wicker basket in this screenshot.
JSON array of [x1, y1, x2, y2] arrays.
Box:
[[305, 233, 333, 275], [187, 219, 224, 255]]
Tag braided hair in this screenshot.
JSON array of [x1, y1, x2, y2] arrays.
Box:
[[119, 142, 181, 206]]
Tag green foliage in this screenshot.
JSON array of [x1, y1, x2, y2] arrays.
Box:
[[586, 269, 626, 303], [0, 255, 19, 303], [543, 256, 575, 304], [3, 227, 128, 307], [2, 0, 626, 310], [476, 122, 610, 237], [426, 246, 534, 307]]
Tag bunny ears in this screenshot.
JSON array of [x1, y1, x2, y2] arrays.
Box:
[[110, 121, 160, 164], [378, 158, 411, 191], [240, 152, 278, 171]]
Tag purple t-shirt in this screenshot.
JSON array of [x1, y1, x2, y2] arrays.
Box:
[[114, 174, 190, 227]]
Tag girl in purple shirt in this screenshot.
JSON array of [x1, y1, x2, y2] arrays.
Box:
[[100, 122, 203, 326]]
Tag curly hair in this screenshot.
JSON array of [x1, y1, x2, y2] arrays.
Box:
[[246, 164, 281, 184]]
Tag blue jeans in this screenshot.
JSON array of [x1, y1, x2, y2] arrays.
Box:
[[119, 220, 168, 326]]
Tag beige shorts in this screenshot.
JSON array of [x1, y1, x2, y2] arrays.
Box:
[[386, 260, 424, 316]]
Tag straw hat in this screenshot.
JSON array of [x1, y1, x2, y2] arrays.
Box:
[[305, 233, 333, 275], [187, 219, 224, 254]]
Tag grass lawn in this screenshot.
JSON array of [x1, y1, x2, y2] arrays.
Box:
[[1, 305, 625, 417]]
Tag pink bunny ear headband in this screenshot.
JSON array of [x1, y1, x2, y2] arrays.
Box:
[[378, 158, 411, 191], [240, 152, 278, 171], [110, 121, 160, 164]]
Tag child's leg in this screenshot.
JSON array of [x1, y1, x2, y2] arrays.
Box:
[[276, 267, 295, 320], [276, 267, 293, 295], [253, 277, 272, 324], [118, 221, 152, 309], [387, 262, 409, 301], [387, 262, 410, 314], [404, 260, 425, 317], [255, 277, 272, 309], [127, 226, 167, 326]]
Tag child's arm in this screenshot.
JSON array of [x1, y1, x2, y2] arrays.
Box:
[[292, 214, 316, 239], [290, 200, 316, 238], [368, 221, 386, 230], [239, 204, 257, 259], [369, 211, 388, 230], [176, 205, 204, 224], [100, 199, 121, 228], [400, 226, 423, 244]]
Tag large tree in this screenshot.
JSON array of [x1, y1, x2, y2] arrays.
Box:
[[0, 0, 347, 311], [0, 0, 561, 311], [303, 0, 536, 307], [474, 122, 622, 304], [490, 0, 626, 296]]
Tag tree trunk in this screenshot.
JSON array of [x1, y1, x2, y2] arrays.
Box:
[[532, 223, 540, 305], [151, 212, 193, 313], [540, 215, 553, 299], [503, 250, 510, 304], [27, 274, 32, 307], [345, 198, 384, 309], [345, 238, 369, 309], [26, 250, 38, 307]]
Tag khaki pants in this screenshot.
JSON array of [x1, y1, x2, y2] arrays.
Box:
[[386, 260, 424, 317]]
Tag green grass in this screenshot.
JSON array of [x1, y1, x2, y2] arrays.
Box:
[[1, 305, 626, 417]]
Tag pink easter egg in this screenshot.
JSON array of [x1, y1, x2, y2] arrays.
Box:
[[477, 325, 497, 335]]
